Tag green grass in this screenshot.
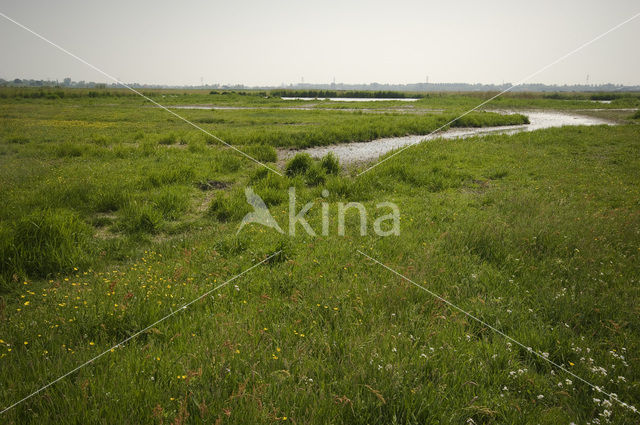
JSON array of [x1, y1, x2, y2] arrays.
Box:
[[0, 91, 639, 424]]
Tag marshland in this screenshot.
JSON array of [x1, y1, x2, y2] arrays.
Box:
[[1, 87, 639, 424]]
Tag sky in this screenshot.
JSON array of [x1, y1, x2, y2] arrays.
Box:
[[0, 0, 638, 87]]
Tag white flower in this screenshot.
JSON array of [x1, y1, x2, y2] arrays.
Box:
[[537, 394, 544, 399]]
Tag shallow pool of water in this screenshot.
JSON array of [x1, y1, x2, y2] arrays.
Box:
[[281, 97, 419, 102], [280, 110, 612, 164]]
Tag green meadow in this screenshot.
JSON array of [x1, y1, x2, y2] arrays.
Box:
[[0, 88, 639, 424]]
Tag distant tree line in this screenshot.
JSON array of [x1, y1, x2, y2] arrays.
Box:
[[543, 92, 639, 101], [0, 88, 145, 99], [2, 77, 639, 93]]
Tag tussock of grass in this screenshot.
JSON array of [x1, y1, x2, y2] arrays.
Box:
[[152, 186, 190, 220], [0, 209, 92, 286], [157, 133, 178, 145], [320, 152, 340, 175], [91, 184, 128, 213], [285, 153, 313, 176], [117, 202, 162, 234], [54, 142, 84, 158], [207, 190, 251, 222], [304, 163, 326, 186]]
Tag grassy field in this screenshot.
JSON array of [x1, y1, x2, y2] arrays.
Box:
[[0, 89, 639, 424]]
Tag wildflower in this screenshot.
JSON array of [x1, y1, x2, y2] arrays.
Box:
[[89, 342, 95, 346]]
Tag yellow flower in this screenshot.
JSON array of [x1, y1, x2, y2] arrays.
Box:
[[89, 342, 95, 346], [276, 347, 281, 352], [23, 341, 28, 345]]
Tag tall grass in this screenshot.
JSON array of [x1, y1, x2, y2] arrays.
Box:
[[0, 209, 92, 287]]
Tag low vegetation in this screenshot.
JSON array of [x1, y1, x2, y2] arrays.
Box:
[[0, 89, 638, 424]]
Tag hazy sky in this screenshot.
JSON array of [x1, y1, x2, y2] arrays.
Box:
[[0, 0, 638, 86]]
